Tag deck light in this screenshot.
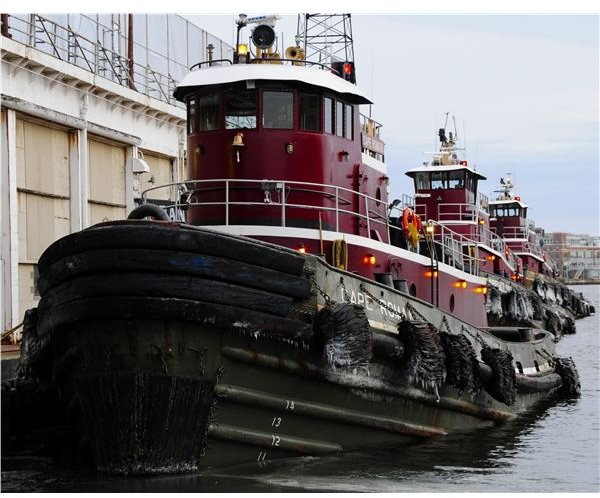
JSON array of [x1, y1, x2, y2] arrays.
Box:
[[425, 222, 435, 235], [297, 244, 306, 254], [486, 255, 496, 261], [474, 286, 488, 294], [425, 270, 438, 278], [363, 253, 376, 265], [237, 43, 249, 63], [454, 280, 467, 289], [479, 218, 485, 225]]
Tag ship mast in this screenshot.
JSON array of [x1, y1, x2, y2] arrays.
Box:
[[296, 14, 356, 82]]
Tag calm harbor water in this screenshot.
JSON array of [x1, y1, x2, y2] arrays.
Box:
[[2, 285, 599, 493]]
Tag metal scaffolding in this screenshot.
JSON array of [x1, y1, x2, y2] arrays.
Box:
[[296, 14, 355, 68]]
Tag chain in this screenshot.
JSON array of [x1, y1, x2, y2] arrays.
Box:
[[311, 277, 333, 306], [339, 278, 350, 303], [359, 283, 406, 321], [441, 315, 453, 334], [461, 326, 488, 349], [405, 301, 427, 322]]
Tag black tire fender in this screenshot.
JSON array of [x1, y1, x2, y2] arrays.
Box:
[[127, 204, 170, 221]]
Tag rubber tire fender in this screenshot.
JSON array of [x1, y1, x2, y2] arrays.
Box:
[[127, 203, 170, 221]]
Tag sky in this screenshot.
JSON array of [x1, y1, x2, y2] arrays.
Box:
[[5, 1, 600, 235], [186, 12, 599, 236]]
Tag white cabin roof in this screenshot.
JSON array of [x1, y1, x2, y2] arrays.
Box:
[[174, 64, 372, 104], [489, 198, 529, 209], [404, 165, 487, 180]]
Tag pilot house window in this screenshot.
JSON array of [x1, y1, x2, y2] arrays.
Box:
[[345, 104, 354, 140], [187, 98, 196, 134], [225, 89, 257, 129], [336, 100, 344, 136], [431, 171, 468, 190], [300, 93, 321, 131], [198, 93, 220, 131], [263, 91, 294, 129], [324, 97, 334, 134]]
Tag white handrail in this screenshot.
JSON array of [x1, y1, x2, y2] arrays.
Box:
[[140, 178, 526, 277]]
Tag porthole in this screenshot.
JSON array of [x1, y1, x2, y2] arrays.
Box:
[[449, 293, 455, 312], [409, 283, 417, 297]]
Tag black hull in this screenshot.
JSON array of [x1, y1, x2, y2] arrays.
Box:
[[22, 221, 576, 474]]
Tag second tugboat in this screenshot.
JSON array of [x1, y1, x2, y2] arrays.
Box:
[[21, 14, 585, 474]]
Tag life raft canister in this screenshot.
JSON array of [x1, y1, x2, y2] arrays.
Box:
[[402, 207, 420, 248]]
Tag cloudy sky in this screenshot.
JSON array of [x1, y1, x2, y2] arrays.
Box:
[[188, 11, 598, 236], [9, 2, 599, 235]]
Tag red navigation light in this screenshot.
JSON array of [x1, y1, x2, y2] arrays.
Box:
[[332, 61, 356, 83], [363, 253, 376, 265], [342, 62, 356, 83], [515, 196, 521, 201], [459, 160, 468, 166]]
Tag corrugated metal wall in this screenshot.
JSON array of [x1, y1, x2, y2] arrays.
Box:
[[88, 137, 127, 225], [16, 117, 71, 312]]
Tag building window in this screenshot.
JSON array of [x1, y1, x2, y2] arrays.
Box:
[[336, 100, 344, 137], [324, 97, 334, 134], [345, 104, 353, 140], [263, 91, 294, 129], [300, 93, 321, 131], [198, 93, 220, 131], [187, 97, 196, 134], [225, 89, 256, 129]]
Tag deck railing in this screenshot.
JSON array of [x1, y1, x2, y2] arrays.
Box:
[[141, 178, 489, 276]]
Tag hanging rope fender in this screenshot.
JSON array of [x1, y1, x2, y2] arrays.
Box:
[[312, 302, 373, 369], [439, 332, 482, 398], [553, 356, 581, 397], [481, 346, 517, 406]]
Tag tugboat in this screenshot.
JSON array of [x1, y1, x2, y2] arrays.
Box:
[[20, 14, 583, 475], [488, 175, 552, 281]]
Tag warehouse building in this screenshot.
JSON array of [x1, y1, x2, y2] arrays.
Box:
[[1, 14, 233, 338]]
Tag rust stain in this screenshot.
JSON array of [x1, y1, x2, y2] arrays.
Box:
[[69, 132, 78, 146]]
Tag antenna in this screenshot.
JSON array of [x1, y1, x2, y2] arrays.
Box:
[[452, 115, 458, 142], [443, 111, 450, 130], [463, 117, 467, 161]]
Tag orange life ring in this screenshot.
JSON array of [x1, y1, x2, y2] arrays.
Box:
[[415, 214, 423, 232], [402, 207, 420, 248]]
